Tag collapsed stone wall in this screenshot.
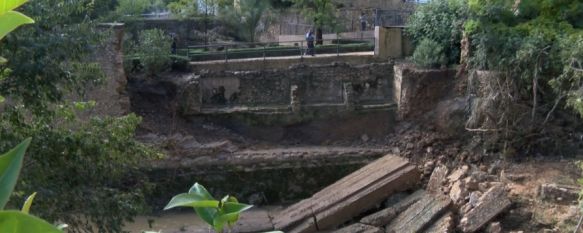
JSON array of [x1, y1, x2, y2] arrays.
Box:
[[74, 24, 130, 118], [180, 62, 395, 114]]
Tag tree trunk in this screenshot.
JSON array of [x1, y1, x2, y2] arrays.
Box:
[[316, 28, 323, 45]]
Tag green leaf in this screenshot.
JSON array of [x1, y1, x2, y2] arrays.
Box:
[[0, 11, 34, 40], [213, 202, 253, 231], [163, 193, 219, 210], [0, 95, 4, 103], [194, 206, 217, 226], [0, 56, 6, 64], [0, 211, 62, 233], [0, 0, 29, 15], [188, 183, 215, 200], [20, 192, 36, 214], [0, 138, 31, 210]]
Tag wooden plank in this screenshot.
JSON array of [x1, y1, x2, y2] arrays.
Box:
[[332, 223, 383, 233], [291, 165, 418, 233], [273, 155, 411, 230], [386, 194, 451, 233], [360, 190, 425, 227], [424, 211, 454, 233]]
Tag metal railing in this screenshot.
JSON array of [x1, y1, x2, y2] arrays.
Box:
[[182, 36, 376, 63]]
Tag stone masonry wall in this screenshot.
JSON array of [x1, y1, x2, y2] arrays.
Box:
[[180, 62, 394, 114]]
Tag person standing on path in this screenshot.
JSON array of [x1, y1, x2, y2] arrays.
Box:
[[305, 29, 315, 56], [359, 12, 367, 31]]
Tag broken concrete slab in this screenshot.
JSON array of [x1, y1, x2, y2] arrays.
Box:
[[424, 211, 454, 233], [449, 180, 466, 205], [459, 184, 511, 233], [360, 189, 427, 227], [539, 183, 579, 204], [332, 223, 383, 233], [447, 166, 468, 183], [427, 165, 448, 194], [274, 154, 419, 233], [386, 194, 452, 233]]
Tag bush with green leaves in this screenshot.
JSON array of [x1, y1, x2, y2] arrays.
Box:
[[406, 0, 467, 65], [411, 39, 447, 69], [0, 0, 161, 232], [125, 29, 173, 76]]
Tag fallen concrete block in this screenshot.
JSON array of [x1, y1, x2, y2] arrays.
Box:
[[274, 155, 419, 233], [386, 194, 451, 233], [332, 223, 383, 233], [360, 190, 425, 227], [424, 211, 454, 233], [459, 184, 511, 233]]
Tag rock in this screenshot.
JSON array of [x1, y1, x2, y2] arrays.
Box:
[[423, 161, 436, 175], [449, 180, 467, 205], [468, 191, 482, 207], [459, 184, 511, 233], [361, 134, 370, 143], [427, 165, 449, 194], [539, 183, 579, 204], [424, 211, 454, 233], [463, 176, 479, 191], [486, 222, 502, 233], [386, 194, 451, 233], [478, 183, 490, 192], [361, 190, 425, 227], [332, 223, 383, 233], [448, 166, 469, 183]]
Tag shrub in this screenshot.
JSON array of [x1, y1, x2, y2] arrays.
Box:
[[406, 0, 467, 65], [411, 39, 447, 69], [126, 29, 173, 76]]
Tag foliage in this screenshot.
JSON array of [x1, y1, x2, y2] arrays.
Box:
[[411, 39, 447, 69], [0, 0, 160, 232], [164, 183, 253, 233], [168, 0, 200, 18], [0, 109, 158, 233], [291, 0, 337, 30], [116, 0, 155, 17], [466, 0, 583, 114], [219, 0, 272, 42], [0, 139, 63, 233], [406, 0, 467, 65], [125, 28, 173, 76]]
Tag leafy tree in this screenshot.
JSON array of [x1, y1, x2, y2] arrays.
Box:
[[125, 29, 173, 76], [0, 0, 159, 232], [220, 0, 272, 42], [411, 39, 447, 69], [406, 0, 467, 65], [291, 0, 338, 44]]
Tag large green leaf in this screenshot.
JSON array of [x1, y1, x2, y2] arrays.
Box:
[[0, 138, 31, 210], [0, 211, 62, 233], [163, 193, 219, 210], [0, 0, 28, 15], [194, 206, 217, 226], [188, 183, 215, 200], [0, 11, 34, 39]]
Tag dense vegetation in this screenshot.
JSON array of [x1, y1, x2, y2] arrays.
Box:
[[0, 0, 159, 232], [407, 0, 583, 154]]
